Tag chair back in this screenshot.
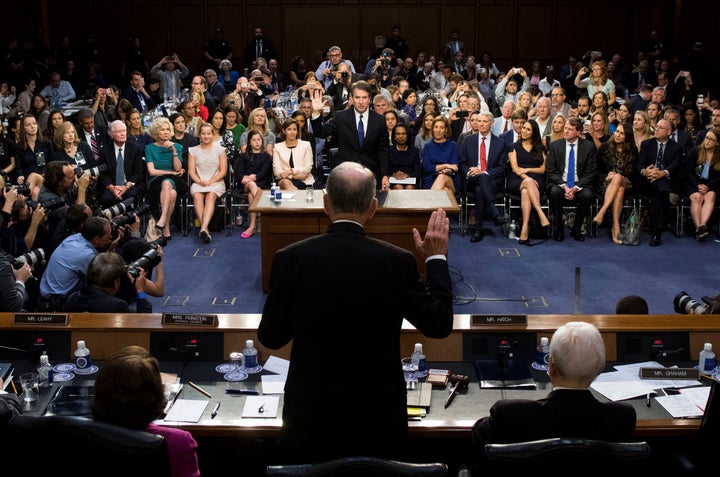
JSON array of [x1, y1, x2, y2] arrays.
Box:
[[700, 379, 720, 437], [485, 437, 649, 472], [5, 415, 171, 477], [266, 456, 448, 477]]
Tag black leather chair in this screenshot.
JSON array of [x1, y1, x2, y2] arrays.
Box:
[[484, 437, 650, 472], [266, 456, 448, 477], [4, 415, 172, 477]]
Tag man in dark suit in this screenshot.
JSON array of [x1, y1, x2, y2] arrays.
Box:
[[471, 321, 636, 449], [310, 81, 390, 189], [97, 120, 147, 208], [637, 118, 682, 246], [203, 69, 227, 106], [664, 108, 692, 157], [460, 111, 509, 242], [243, 27, 275, 70], [499, 109, 527, 147], [76, 108, 108, 165], [121, 71, 155, 113], [259, 162, 453, 463], [546, 117, 597, 242], [325, 62, 361, 111]]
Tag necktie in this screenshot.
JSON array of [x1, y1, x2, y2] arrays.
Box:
[[358, 114, 364, 146], [90, 132, 100, 160], [480, 136, 487, 171], [638, 74, 644, 90], [503, 119, 509, 133], [116, 147, 125, 186], [138, 92, 146, 111], [257, 40, 262, 59], [656, 142, 665, 168], [672, 131, 678, 143], [567, 143, 576, 188]]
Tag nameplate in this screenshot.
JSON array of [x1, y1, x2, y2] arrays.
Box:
[[638, 367, 700, 380], [471, 314, 528, 326], [162, 313, 218, 326], [13, 313, 68, 325]]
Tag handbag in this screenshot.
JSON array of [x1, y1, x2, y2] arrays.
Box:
[[621, 206, 640, 245]]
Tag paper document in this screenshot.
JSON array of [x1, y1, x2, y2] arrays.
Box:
[[655, 394, 703, 418], [681, 386, 711, 412], [242, 395, 279, 418], [389, 177, 417, 185], [261, 375, 286, 394], [163, 399, 208, 422], [263, 355, 290, 376]]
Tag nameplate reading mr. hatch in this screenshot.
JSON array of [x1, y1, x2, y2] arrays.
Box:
[[638, 367, 700, 380], [471, 314, 528, 326], [162, 313, 218, 326], [13, 313, 68, 325]]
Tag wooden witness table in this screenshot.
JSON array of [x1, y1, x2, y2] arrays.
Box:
[[250, 189, 461, 292]]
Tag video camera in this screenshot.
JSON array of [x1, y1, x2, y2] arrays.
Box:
[[11, 248, 46, 269], [126, 240, 164, 278], [674, 291, 718, 315], [99, 198, 136, 220], [74, 163, 108, 178]]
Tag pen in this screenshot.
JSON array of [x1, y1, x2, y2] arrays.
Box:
[[188, 381, 212, 399], [646, 393, 651, 407], [211, 401, 221, 419], [225, 389, 259, 395], [258, 402, 265, 413]]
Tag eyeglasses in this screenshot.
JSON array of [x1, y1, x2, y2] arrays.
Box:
[[550, 93, 564, 97]]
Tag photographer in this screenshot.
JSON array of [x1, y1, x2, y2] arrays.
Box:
[[38, 161, 91, 217], [118, 237, 164, 306], [326, 63, 358, 111], [1, 183, 48, 257], [62, 251, 152, 313], [674, 291, 720, 315], [367, 48, 396, 88], [0, 213, 33, 312]]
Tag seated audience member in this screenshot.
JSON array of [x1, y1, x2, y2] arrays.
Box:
[[615, 295, 649, 314], [422, 116, 460, 193], [170, 113, 200, 168], [52, 121, 95, 168], [683, 127, 720, 241], [40, 71, 76, 105], [240, 108, 276, 155], [91, 345, 200, 477], [126, 109, 154, 149], [388, 123, 421, 189], [63, 252, 152, 313], [273, 118, 314, 191], [235, 130, 272, 239], [471, 321, 636, 449], [76, 107, 110, 164], [15, 114, 52, 201], [122, 71, 155, 113], [97, 120, 147, 208], [188, 123, 227, 244]]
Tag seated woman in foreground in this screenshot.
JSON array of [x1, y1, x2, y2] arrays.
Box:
[[188, 122, 227, 244], [422, 116, 459, 193], [235, 130, 272, 239]]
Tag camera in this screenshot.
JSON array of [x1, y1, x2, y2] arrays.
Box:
[[100, 198, 136, 219], [341, 71, 349, 80], [148, 236, 167, 249], [39, 196, 66, 212], [674, 291, 717, 315], [11, 248, 46, 269], [74, 163, 108, 178], [6, 183, 31, 196], [110, 203, 149, 239], [126, 248, 162, 278]]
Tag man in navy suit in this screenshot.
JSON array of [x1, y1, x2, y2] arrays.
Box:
[[310, 81, 390, 189], [546, 117, 597, 242], [97, 120, 147, 208], [75, 108, 108, 165], [460, 111, 509, 242], [121, 71, 155, 113], [637, 118, 682, 246], [259, 162, 453, 463], [664, 108, 692, 157], [499, 109, 527, 147]]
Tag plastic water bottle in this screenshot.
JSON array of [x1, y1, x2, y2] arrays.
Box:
[[243, 339, 262, 373], [412, 343, 427, 379], [535, 337, 550, 370], [37, 353, 53, 388], [699, 343, 715, 374], [508, 220, 518, 240], [74, 340, 91, 370], [270, 181, 277, 200]]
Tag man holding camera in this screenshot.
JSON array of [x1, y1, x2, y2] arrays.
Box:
[[234, 76, 263, 123], [315, 46, 356, 90], [326, 63, 359, 111], [62, 251, 152, 313], [97, 120, 146, 208], [0, 214, 33, 312], [38, 161, 92, 237]]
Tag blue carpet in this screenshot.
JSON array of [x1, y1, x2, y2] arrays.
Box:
[[148, 221, 720, 316]]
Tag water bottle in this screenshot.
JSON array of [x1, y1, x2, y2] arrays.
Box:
[[508, 220, 518, 239], [412, 343, 427, 379], [74, 340, 91, 370], [37, 353, 53, 388], [270, 181, 277, 200], [699, 343, 715, 374], [535, 337, 550, 371], [243, 339, 262, 373], [306, 183, 314, 202]]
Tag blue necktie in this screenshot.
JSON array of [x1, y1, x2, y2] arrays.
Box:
[[358, 114, 364, 147], [656, 142, 664, 168], [116, 147, 125, 186], [567, 143, 575, 188]]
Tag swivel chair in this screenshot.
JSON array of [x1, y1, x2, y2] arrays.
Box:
[[266, 456, 448, 477]]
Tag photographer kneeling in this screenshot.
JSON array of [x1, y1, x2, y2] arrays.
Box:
[[62, 252, 152, 313]]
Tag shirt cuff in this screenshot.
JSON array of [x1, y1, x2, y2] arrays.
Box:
[[136, 292, 148, 299], [426, 254, 447, 263], [15, 281, 25, 289]]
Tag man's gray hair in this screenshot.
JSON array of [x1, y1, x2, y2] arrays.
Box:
[[326, 162, 376, 215]]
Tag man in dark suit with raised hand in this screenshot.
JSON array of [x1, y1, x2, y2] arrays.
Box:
[[310, 81, 390, 190], [546, 117, 597, 242], [97, 120, 147, 208], [259, 162, 453, 463], [460, 111, 509, 242]]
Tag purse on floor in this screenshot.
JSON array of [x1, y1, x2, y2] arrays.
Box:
[[621, 207, 640, 245]]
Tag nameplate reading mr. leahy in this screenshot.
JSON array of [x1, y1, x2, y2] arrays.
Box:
[[162, 313, 218, 326], [471, 315, 528, 326], [13, 313, 68, 325], [639, 367, 700, 380]]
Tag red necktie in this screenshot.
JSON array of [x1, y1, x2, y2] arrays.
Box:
[[480, 136, 487, 170], [90, 132, 100, 161], [503, 120, 509, 132]]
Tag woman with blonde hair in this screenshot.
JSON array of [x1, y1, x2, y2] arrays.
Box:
[[189, 86, 209, 121], [240, 107, 275, 155], [52, 121, 94, 167], [574, 60, 616, 106], [543, 114, 565, 150], [632, 110, 653, 150], [188, 122, 227, 243], [584, 111, 611, 150]]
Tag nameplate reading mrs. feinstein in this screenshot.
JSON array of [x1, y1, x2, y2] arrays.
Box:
[[471, 314, 528, 326], [13, 313, 68, 325], [638, 367, 700, 380], [162, 313, 218, 326]]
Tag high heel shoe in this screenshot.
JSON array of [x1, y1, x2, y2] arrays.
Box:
[[518, 238, 529, 245], [541, 224, 551, 239], [612, 227, 622, 245]]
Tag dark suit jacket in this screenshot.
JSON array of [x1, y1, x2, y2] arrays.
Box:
[[471, 389, 637, 449], [681, 146, 720, 195], [258, 221, 453, 462], [311, 108, 389, 184], [207, 80, 227, 106], [63, 285, 152, 313], [637, 138, 682, 187], [459, 133, 509, 186], [76, 124, 110, 157], [499, 129, 519, 147], [546, 138, 597, 189], [121, 86, 156, 112], [670, 130, 692, 156], [98, 140, 147, 194]]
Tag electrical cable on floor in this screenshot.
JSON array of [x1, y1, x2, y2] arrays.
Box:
[[449, 265, 533, 306]]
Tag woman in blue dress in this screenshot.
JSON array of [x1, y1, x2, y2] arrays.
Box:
[[507, 120, 550, 244], [388, 123, 421, 189], [421, 116, 459, 194]]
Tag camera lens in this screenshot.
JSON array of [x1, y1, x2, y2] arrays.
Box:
[[674, 291, 709, 314]]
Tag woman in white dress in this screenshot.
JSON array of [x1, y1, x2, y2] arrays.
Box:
[[188, 122, 227, 243]]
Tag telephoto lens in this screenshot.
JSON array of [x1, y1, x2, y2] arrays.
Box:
[[148, 236, 167, 249], [126, 249, 161, 278], [12, 248, 46, 269], [101, 198, 136, 219], [11, 183, 31, 196], [75, 163, 108, 178], [673, 291, 709, 314], [40, 196, 66, 212]]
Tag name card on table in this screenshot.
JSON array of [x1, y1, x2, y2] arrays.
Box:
[[471, 314, 528, 326], [639, 367, 700, 380], [162, 313, 218, 326], [13, 313, 68, 325]]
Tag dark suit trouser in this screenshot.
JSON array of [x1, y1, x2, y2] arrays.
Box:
[[638, 177, 673, 233], [548, 185, 594, 233], [98, 187, 145, 209], [469, 175, 502, 221]]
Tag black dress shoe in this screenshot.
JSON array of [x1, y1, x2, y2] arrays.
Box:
[[493, 215, 506, 226], [541, 224, 551, 238], [518, 239, 529, 245], [650, 233, 662, 246], [553, 230, 564, 242], [470, 229, 484, 242], [570, 230, 585, 242]]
